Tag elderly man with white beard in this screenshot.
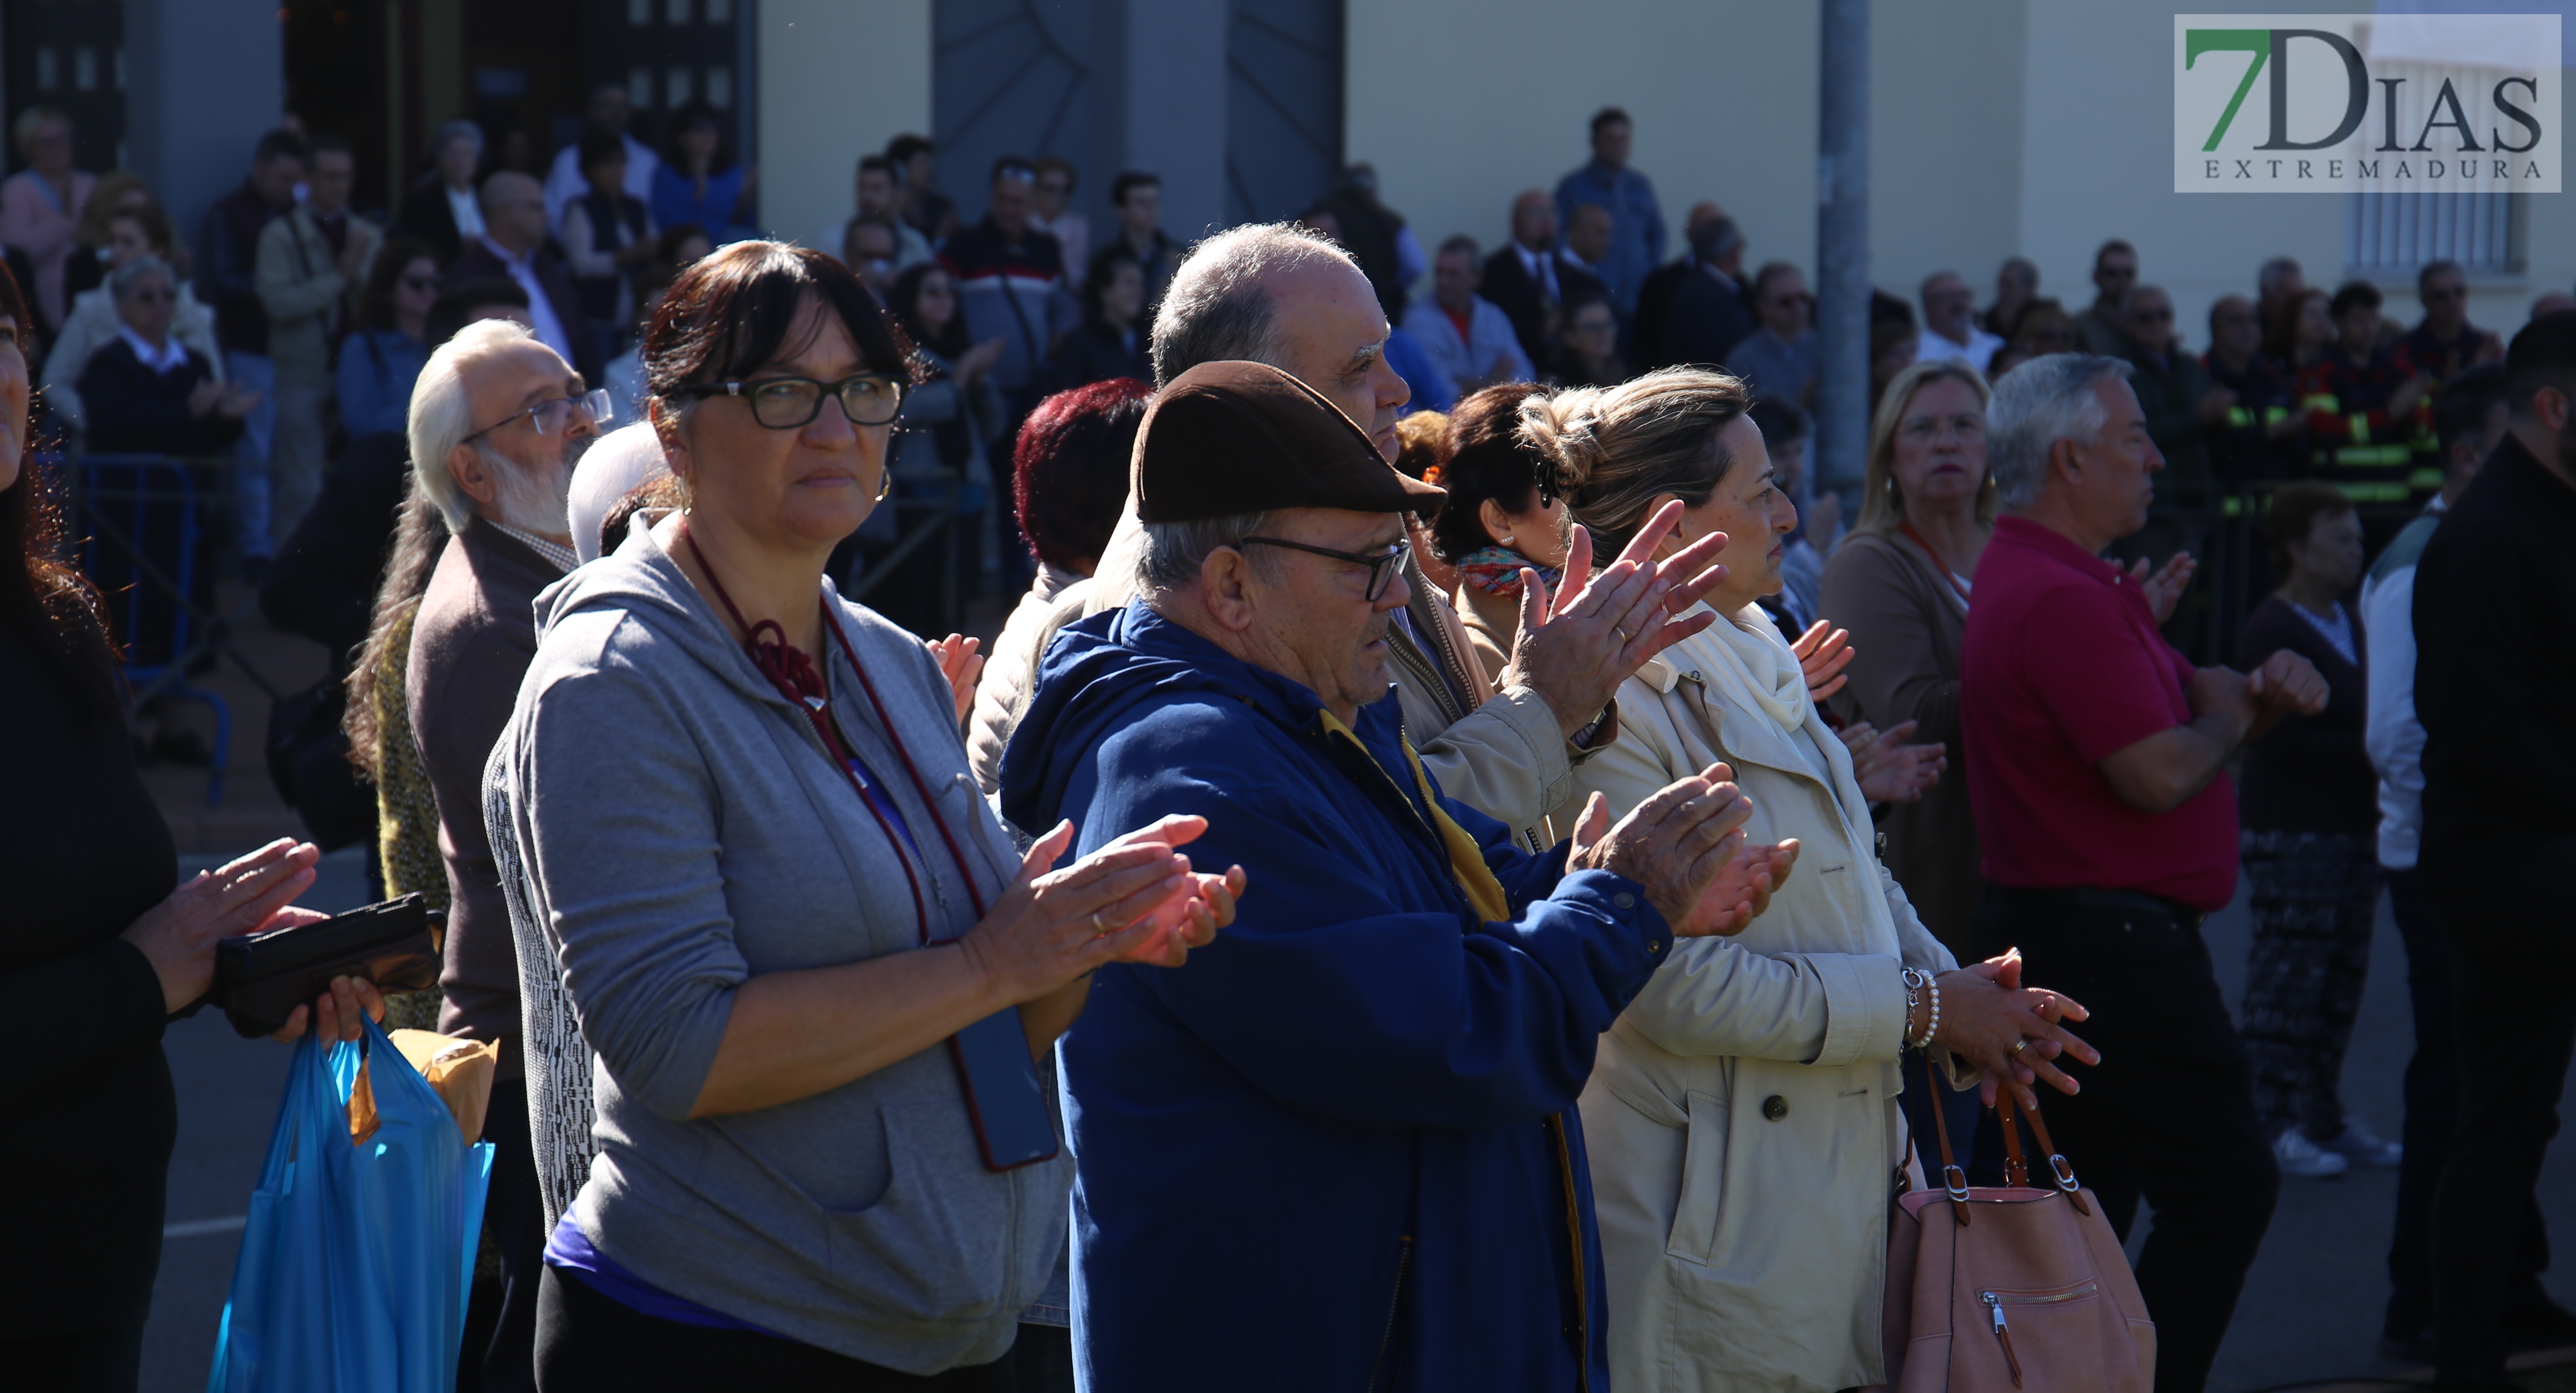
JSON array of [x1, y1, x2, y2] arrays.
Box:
[[405, 316, 608, 1392]]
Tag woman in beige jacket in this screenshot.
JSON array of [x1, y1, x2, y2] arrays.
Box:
[[1529, 369, 2098, 1393]]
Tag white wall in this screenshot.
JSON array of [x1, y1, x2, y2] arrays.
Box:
[[1346, 0, 1819, 301], [756, 0, 932, 251], [1348, 0, 2570, 348]]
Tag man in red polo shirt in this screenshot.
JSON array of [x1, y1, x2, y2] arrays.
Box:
[[1962, 353, 2326, 1393]]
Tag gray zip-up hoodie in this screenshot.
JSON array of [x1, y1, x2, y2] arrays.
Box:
[[486, 518, 1067, 1373]]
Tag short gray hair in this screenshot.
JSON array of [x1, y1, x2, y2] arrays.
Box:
[[409, 317, 536, 531], [1987, 353, 2133, 510], [1137, 511, 1280, 593], [1150, 222, 1355, 388], [109, 254, 173, 303]]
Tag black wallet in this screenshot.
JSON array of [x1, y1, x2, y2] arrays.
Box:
[[209, 894, 444, 1038]]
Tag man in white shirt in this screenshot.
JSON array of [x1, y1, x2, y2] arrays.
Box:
[[449, 172, 597, 383], [2359, 362, 2513, 1363], [1401, 235, 1533, 395], [541, 83, 658, 234], [1916, 271, 2003, 372]]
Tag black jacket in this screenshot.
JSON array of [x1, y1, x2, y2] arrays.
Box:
[[1656, 265, 1757, 373], [1481, 244, 1608, 372], [2415, 434, 2576, 930], [1051, 316, 1152, 391], [445, 239, 602, 384], [2233, 595, 2374, 834], [0, 619, 180, 1336], [75, 338, 245, 457], [260, 430, 411, 671], [395, 173, 470, 265], [1630, 255, 1696, 372]]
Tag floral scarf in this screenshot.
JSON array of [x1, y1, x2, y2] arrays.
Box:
[[1457, 545, 1563, 599]]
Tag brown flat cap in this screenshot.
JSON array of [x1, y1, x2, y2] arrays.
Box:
[[1133, 360, 1447, 523]]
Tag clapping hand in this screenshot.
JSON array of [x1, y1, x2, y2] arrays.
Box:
[[1567, 761, 1771, 937], [1505, 500, 1733, 740], [1934, 949, 2100, 1111], [2124, 551, 2195, 625], [1838, 719, 1946, 804], [1791, 621, 1853, 704], [2245, 648, 2328, 735], [927, 633, 983, 727]]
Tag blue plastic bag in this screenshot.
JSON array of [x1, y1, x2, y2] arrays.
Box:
[[208, 1013, 495, 1393]]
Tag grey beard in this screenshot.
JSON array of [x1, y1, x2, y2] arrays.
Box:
[[487, 433, 592, 537]]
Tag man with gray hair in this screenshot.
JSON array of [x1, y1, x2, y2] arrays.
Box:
[[1006, 221, 1728, 851], [448, 170, 596, 383], [406, 317, 607, 1393], [397, 118, 489, 264], [1960, 352, 2325, 1393]]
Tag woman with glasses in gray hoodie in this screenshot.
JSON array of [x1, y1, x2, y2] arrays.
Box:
[[486, 242, 1241, 1390]]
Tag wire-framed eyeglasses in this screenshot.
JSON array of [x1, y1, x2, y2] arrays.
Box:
[[466, 388, 612, 442], [1236, 535, 1412, 602], [671, 374, 909, 429]]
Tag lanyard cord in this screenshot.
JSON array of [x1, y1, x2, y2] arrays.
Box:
[[1898, 520, 1973, 608], [682, 528, 937, 943], [822, 605, 990, 920], [680, 526, 990, 937]]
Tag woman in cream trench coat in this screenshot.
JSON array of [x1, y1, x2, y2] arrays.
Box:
[[1526, 369, 2099, 1393]]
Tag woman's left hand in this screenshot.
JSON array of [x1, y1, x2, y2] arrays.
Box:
[[928, 633, 983, 726], [1791, 621, 1853, 704], [1843, 719, 1947, 804], [269, 971, 388, 1045], [1928, 950, 2100, 1111]]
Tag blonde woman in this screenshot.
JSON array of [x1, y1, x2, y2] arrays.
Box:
[[1819, 358, 1992, 952], [1528, 367, 2098, 1392]]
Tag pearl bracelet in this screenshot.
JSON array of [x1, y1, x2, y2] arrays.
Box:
[[1902, 967, 1940, 1051]]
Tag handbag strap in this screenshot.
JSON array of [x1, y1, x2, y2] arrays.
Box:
[[1921, 1051, 1970, 1226], [2018, 1094, 2095, 1216], [1995, 1087, 2030, 1189]]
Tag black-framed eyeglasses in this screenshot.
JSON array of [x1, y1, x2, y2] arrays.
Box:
[[466, 388, 612, 442], [672, 374, 908, 429], [1236, 535, 1411, 602]]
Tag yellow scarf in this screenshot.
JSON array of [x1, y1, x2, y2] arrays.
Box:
[[1317, 710, 1513, 925]]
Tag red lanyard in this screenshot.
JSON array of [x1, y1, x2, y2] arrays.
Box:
[[684, 531, 989, 946], [1899, 521, 1973, 608]]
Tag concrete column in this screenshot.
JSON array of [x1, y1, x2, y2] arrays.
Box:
[[756, 0, 931, 249], [125, 0, 284, 240], [1116, 0, 1228, 241], [1813, 0, 1871, 500]]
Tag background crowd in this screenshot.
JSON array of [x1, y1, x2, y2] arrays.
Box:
[[6, 78, 2576, 1393]]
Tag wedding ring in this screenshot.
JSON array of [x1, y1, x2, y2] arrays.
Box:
[[1613, 625, 1630, 642], [2010, 1039, 2029, 1056], [1089, 911, 1112, 937]]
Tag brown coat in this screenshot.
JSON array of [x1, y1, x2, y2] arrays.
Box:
[[1819, 527, 1984, 953], [408, 524, 564, 1076]]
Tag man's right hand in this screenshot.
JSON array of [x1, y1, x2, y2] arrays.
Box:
[[2245, 648, 2327, 737], [2183, 663, 2256, 742], [1503, 500, 1733, 739], [1566, 762, 1770, 936]]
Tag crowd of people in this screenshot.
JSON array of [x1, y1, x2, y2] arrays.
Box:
[[6, 87, 2576, 1393]]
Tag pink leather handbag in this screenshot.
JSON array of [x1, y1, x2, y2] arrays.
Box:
[[1878, 1058, 2157, 1391]]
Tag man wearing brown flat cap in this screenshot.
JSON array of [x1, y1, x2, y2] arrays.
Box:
[[998, 358, 1800, 1392], [981, 221, 1723, 851]]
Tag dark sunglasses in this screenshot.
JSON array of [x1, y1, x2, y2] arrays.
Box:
[[1534, 463, 1562, 508], [672, 374, 908, 429], [1236, 535, 1412, 602]]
